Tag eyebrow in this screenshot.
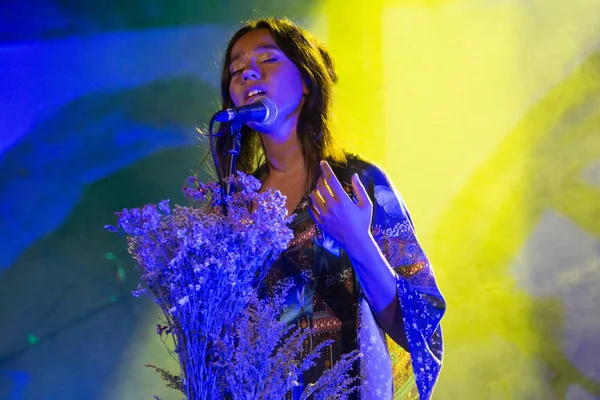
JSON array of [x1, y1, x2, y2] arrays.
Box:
[[229, 44, 282, 66]]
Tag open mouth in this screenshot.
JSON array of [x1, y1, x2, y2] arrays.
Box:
[[245, 88, 266, 101]]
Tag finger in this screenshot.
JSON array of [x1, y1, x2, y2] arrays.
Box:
[[316, 176, 335, 205], [320, 161, 346, 198], [351, 173, 371, 207], [310, 190, 326, 213], [308, 199, 322, 225]]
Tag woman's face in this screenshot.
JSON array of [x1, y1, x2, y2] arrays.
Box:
[[228, 29, 308, 133]]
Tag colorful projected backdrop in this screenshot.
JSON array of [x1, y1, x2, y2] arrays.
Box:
[[0, 0, 598, 398]]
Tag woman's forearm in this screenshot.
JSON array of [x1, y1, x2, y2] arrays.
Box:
[[346, 233, 409, 350]]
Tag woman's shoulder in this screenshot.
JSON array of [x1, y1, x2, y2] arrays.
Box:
[[330, 151, 389, 185]]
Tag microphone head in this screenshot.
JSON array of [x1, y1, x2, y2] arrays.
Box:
[[253, 97, 278, 128]]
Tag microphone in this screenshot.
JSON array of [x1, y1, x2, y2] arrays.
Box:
[[213, 97, 278, 127]]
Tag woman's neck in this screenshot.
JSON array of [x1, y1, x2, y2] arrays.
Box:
[[259, 130, 305, 180]]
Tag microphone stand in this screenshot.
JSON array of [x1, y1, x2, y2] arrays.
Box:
[[224, 121, 242, 199], [209, 116, 243, 217]]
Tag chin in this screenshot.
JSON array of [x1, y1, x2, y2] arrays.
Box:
[[245, 121, 272, 133]]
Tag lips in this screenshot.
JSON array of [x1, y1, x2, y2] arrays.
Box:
[[244, 87, 267, 101]]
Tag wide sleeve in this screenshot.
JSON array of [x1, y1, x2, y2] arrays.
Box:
[[363, 163, 446, 400]]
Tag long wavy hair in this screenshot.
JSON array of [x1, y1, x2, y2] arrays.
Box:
[[213, 17, 346, 186]]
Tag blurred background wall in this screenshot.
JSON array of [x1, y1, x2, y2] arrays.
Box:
[[0, 0, 599, 398]]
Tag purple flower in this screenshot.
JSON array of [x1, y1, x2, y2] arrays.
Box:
[[106, 171, 357, 399], [104, 224, 118, 233], [158, 199, 171, 215]]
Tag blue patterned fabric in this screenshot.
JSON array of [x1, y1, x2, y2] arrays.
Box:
[[349, 157, 445, 399], [260, 154, 445, 399]]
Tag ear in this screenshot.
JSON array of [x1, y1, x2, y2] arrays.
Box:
[[303, 75, 310, 95]]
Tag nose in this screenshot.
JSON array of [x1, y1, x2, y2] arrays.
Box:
[[242, 62, 260, 82]]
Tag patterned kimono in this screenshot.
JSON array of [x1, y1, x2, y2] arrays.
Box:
[[261, 155, 445, 399]]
